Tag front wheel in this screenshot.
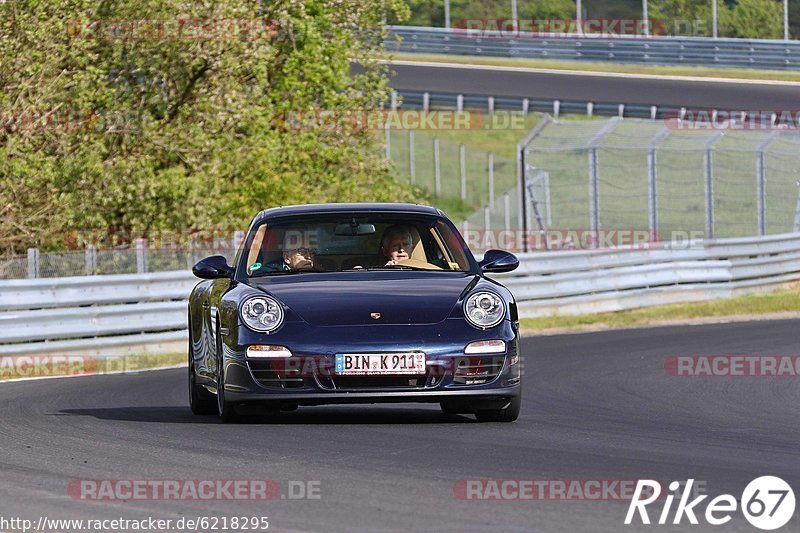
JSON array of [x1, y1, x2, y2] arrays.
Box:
[[188, 329, 215, 415], [216, 354, 239, 423], [475, 396, 520, 423]]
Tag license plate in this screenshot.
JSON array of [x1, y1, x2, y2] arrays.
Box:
[[335, 353, 426, 375]]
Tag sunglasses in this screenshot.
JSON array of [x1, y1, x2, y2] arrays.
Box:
[[288, 247, 317, 256]]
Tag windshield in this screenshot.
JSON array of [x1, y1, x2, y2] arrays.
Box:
[[242, 213, 475, 277]]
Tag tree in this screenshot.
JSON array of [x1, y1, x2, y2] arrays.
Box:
[[0, 0, 418, 255], [722, 0, 783, 39]]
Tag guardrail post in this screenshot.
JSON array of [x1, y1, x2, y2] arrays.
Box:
[[587, 102, 594, 118], [390, 91, 398, 111], [460, 143, 467, 200], [456, 94, 463, 112], [522, 98, 529, 114], [650, 106, 658, 120], [444, 0, 451, 29], [136, 237, 148, 273], [487, 96, 495, 114], [618, 104, 625, 118], [553, 100, 560, 119], [488, 152, 495, 206], [408, 130, 416, 184], [27, 248, 39, 279], [84, 245, 97, 275], [422, 92, 430, 112], [434, 136, 441, 197]]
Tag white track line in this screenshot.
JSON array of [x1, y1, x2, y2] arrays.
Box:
[[382, 59, 800, 87], [0, 363, 186, 384]]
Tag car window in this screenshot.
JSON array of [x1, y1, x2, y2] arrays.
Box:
[[242, 213, 475, 276]]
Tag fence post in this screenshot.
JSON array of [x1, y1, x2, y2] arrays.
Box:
[[504, 192, 511, 231], [756, 132, 778, 236], [586, 118, 621, 246], [85, 245, 97, 275], [647, 127, 670, 238], [703, 132, 723, 239], [434, 136, 441, 197], [488, 152, 495, 206], [460, 143, 467, 201], [409, 130, 416, 184], [588, 147, 599, 238], [27, 248, 40, 279], [756, 151, 767, 236], [136, 237, 148, 273]]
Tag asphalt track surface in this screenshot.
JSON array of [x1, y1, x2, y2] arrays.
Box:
[[384, 61, 800, 110], [1, 319, 799, 532]]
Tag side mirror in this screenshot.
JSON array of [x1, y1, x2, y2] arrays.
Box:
[[192, 255, 234, 279], [479, 249, 519, 273]]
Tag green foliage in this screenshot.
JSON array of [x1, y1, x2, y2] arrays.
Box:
[[720, 0, 784, 39], [395, 0, 574, 27], [0, 0, 421, 254]]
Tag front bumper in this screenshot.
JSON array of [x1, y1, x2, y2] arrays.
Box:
[[218, 321, 522, 407]]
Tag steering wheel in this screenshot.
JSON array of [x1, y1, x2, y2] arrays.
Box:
[[392, 258, 442, 270]]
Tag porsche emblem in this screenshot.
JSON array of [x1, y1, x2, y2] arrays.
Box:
[[370, 312, 381, 319]]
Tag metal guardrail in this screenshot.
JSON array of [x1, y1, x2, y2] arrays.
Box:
[[388, 26, 800, 70], [2, 232, 800, 355]]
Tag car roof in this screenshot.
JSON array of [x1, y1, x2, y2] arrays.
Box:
[[254, 203, 444, 224]]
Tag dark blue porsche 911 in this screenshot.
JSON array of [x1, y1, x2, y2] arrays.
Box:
[[188, 203, 521, 422]]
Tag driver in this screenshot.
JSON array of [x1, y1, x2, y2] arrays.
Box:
[[380, 226, 414, 266], [265, 231, 317, 271]]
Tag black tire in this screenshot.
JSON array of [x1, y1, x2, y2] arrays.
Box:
[[188, 324, 215, 415], [440, 401, 462, 415], [216, 332, 239, 423], [475, 396, 521, 423]]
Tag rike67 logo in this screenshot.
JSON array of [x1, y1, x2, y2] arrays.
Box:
[[625, 477, 795, 530]]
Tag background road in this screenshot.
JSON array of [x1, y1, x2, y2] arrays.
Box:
[[1, 320, 798, 532], [384, 61, 800, 109]]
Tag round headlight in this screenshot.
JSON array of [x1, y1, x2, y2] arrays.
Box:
[[240, 295, 284, 333], [463, 291, 505, 329]]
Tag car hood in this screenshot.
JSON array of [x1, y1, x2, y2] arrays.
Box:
[[248, 272, 477, 326]]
